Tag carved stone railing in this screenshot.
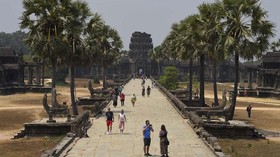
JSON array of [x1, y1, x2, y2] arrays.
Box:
[[42, 93, 69, 122], [194, 90, 234, 122], [150, 77, 188, 118], [70, 111, 91, 138], [81, 101, 109, 117], [87, 80, 111, 98]]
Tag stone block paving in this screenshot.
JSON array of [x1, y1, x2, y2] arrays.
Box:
[[61, 79, 215, 157]]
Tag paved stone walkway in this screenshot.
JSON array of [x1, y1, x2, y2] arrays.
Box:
[[62, 79, 216, 157]]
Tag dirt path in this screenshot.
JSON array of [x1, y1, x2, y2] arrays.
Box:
[[0, 106, 42, 110], [235, 107, 280, 111]]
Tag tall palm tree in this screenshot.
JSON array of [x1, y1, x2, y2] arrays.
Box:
[[177, 14, 201, 106], [149, 45, 164, 75], [20, 0, 71, 88], [198, 2, 225, 106], [86, 18, 123, 89], [220, 0, 274, 119], [182, 14, 206, 106], [62, 0, 92, 115]]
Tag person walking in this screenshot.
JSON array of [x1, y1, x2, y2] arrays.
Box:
[[147, 86, 151, 97], [112, 93, 118, 108], [246, 105, 252, 118], [105, 107, 114, 135], [131, 94, 137, 107], [159, 124, 169, 157], [143, 120, 154, 156], [118, 109, 127, 133], [142, 86, 145, 97], [120, 93, 125, 106]]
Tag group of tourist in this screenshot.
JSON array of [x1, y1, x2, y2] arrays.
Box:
[[105, 78, 169, 157], [141, 75, 152, 97], [105, 107, 169, 157], [142, 120, 169, 157], [105, 107, 127, 135]]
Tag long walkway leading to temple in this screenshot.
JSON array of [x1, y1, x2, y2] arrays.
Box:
[[61, 79, 216, 157]]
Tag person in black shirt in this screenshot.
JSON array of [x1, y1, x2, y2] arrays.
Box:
[[142, 86, 145, 97], [105, 107, 114, 134], [246, 105, 252, 118], [147, 86, 151, 97]]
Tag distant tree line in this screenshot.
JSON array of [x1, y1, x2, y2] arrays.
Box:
[[0, 30, 30, 54]]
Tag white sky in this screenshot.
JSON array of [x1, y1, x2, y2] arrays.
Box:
[[0, 0, 279, 50]]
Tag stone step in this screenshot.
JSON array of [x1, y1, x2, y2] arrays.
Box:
[[253, 130, 266, 139], [13, 129, 26, 139]]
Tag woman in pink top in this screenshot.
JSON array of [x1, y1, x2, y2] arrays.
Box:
[[118, 109, 127, 133]]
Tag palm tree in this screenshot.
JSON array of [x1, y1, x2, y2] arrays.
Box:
[[270, 39, 280, 52], [20, 0, 71, 88], [174, 14, 201, 106], [86, 18, 123, 89], [181, 14, 205, 106], [62, 0, 92, 115], [149, 45, 164, 75], [220, 0, 274, 119], [198, 2, 225, 106]]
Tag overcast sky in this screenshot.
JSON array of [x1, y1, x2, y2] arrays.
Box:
[[1, 0, 280, 50]]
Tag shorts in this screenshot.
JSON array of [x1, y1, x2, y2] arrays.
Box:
[[143, 138, 151, 146], [107, 120, 113, 126]]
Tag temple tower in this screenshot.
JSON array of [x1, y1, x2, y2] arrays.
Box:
[[129, 31, 153, 76]]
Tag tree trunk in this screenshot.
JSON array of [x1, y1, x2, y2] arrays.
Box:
[[70, 65, 78, 115], [51, 59, 56, 88], [188, 58, 193, 105], [199, 54, 205, 106], [213, 59, 218, 106], [41, 59, 45, 86], [229, 52, 239, 120]]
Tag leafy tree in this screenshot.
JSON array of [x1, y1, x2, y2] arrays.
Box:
[[0, 31, 30, 54], [62, 0, 92, 115], [220, 0, 274, 119], [86, 18, 123, 89], [270, 39, 280, 52], [159, 66, 179, 90], [198, 2, 225, 106], [20, 0, 72, 88], [178, 14, 201, 106], [149, 45, 164, 75]]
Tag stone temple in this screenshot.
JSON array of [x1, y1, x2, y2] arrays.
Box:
[[128, 31, 153, 76]]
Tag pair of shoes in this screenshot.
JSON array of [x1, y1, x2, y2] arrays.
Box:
[[106, 132, 109, 135], [144, 153, 148, 156], [147, 153, 152, 156]]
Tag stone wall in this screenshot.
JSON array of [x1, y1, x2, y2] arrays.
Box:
[[24, 123, 71, 136]]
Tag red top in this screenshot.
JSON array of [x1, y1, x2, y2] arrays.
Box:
[[120, 93, 125, 100]]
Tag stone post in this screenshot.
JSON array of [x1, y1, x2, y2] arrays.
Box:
[[18, 64, 24, 85], [36, 66, 40, 85], [239, 70, 244, 88], [248, 69, 253, 89], [28, 66, 33, 85]]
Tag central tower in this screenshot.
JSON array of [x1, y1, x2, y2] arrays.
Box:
[[129, 31, 153, 76]]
